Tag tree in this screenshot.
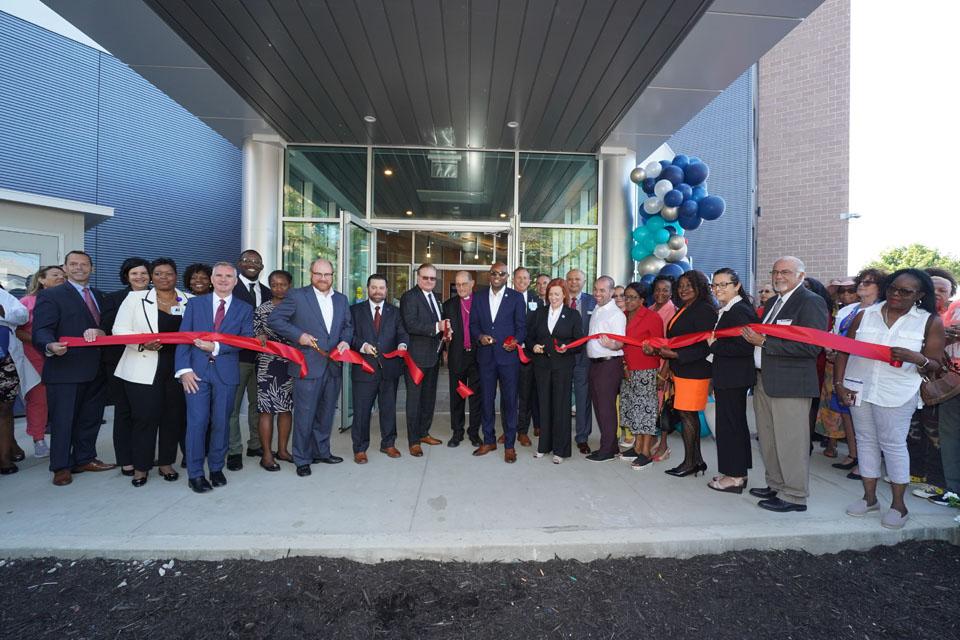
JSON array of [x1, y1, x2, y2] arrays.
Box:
[[865, 244, 960, 278]]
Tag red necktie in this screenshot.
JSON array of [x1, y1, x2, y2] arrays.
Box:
[[570, 296, 577, 310], [82, 287, 100, 324], [373, 305, 381, 334], [214, 299, 226, 332]]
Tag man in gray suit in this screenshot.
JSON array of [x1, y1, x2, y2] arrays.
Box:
[[742, 256, 829, 512], [268, 258, 353, 477]]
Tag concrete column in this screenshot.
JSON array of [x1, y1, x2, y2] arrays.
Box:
[[241, 135, 284, 271], [599, 147, 637, 285]]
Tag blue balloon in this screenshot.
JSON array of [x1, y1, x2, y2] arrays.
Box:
[[688, 156, 701, 164], [691, 185, 708, 202], [664, 224, 684, 237], [678, 199, 698, 218], [698, 195, 726, 221], [639, 210, 654, 223], [683, 162, 709, 186], [663, 189, 683, 208], [676, 259, 691, 272], [640, 273, 656, 285], [672, 154, 690, 169], [678, 213, 702, 231], [631, 244, 647, 262], [660, 165, 684, 187], [677, 183, 693, 201], [641, 177, 656, 195], [632, 226, 648, 242], [659, 263, 684, 279], [659, 159, 671, 170], [653, 228, 670, 244], [645, 215, 665, 231]]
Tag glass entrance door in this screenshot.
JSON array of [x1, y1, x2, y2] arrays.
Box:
[[340, 213, 373, 431]]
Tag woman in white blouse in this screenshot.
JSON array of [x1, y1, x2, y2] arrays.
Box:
[[834, 269, 945, 529]]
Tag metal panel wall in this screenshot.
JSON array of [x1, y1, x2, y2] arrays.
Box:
[[0, 11, 241, 290], [665, 67, 756, 290]]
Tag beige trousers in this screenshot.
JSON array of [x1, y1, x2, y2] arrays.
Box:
[[753, 375, 813, 505]]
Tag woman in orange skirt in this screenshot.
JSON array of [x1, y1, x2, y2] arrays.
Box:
[[645, 270, 717, 477]]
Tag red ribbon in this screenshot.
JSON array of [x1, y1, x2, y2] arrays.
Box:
[[330, 347, 375, 374], [503, 336, 530, 364], [456, 380, 475, 398], [382, 349, 424, 385], [60, 332, 310, 378]]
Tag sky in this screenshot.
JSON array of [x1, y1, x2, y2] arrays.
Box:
[[848, 0, 959, 270], [0, 0, 105, 51]]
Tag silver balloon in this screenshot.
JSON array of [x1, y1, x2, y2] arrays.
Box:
[[645, 161, 662, 179], [661, 205, 679, 221], [653, 243, 671, 259], [629, 167, 646, 184], [666, 245, 688, 263], [642, 196, 663, 215], [654, 179, 673, 199], [638, 255, 666, 276], [667, 234, 685, 250]]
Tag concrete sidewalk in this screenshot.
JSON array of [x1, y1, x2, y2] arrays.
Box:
[[1, 408, 957, 562]]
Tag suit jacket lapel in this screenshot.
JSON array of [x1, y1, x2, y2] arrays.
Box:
[[305, 287, 329, 337]]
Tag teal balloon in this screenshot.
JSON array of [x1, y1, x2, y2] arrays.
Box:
[[630, 244, 647, 261], [642, 237, 657, 252], [632, 226, 648, 242], [653, 229, 670, 244], [645, 216, 665, 231]]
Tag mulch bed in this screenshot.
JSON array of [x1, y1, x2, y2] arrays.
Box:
[[2, 541, 957, 639]]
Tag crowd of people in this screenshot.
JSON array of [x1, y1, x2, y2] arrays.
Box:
[[0, 249, 957, 530]]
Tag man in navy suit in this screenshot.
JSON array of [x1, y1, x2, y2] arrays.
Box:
[[566, 268, 597, 454], [175, 262, 254, 493], [513, 267, 541, 447], [349, 274, 409, 463], [227, 249, 273, 469], [268, 258, 353, 477], [470, 262, 527, 463], [31, 250, 115, 486]]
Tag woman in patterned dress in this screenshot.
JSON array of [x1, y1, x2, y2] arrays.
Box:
[[254, 270, 294, 471]]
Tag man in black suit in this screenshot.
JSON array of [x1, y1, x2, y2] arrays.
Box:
[[442, 270, 482, 448], [742, 256, 829, 513], [349, 274, 409, 463], [566, 268, 597, 454], [32, 250, 116, 486], [512, 267, 541, 446], [399, 263, 449, 456], [227, 249, 272, 470]]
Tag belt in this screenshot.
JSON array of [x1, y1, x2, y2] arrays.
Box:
[[590, 356, 622, 363]]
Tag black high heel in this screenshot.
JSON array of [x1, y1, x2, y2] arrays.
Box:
[[665, 462, 707, 477], [131, 475, 148, 487]]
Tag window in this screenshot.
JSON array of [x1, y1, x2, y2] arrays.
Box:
[[285, 147, 366, 218], [519, 153, 597, 224]]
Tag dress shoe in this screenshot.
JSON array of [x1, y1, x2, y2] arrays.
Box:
[[533, 427, 541, 437], [158, 469, 180, 482], [296, 464, 312, 477], [409, 444, 423, 457], [246, 447, 264, 458], [420, 435, 442, 446], [469, 436, 483, 448], [354, 452, 368, 464], [260, 460, 281, 472], [504, 448, 517, 463], [0, 464, 19, 475], [758, 497, 807, 513], [447, 437, 462, 448], [749, 486, 777, 499], [577, 442, 591, 455], [664, 462, 707, 477], [188, 476, 213, 493], [131, 475, 148, 487], [586, 451, 617, 462], [226, 454, 243, 471], [473, 443, 497, 457], [210, 470, 228, 487], [120, 467, 135, 477], [72, 459, 117, 473], [517, 433, 532, 447], [313, 455, 343, 464], [380, 447, 402, 458]]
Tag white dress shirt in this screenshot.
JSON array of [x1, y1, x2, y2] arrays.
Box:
[[755, 282, 802, 369], [586, 299, 626, 358], [313, 287, 334, 334], [707, 295, 743, 363], [238, 274, 263, 307], [420, 288, 443, 333], [489, 286, 505, 322], [547, 305, 562, 334]]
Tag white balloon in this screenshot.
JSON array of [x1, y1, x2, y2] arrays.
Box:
[[654, 179, 673, 199], [638, 255, 666, 276], [645, 161, 662, 179], [666, 245, 688, 262], [667, 234, 685, 250], [642, 196, 663, 215], [629, 167, 646, 184], [653, 243, 671, 259], [661, 205, 678, 221]]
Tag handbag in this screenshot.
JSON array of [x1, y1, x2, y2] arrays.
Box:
[[920, 354, 960, 406]]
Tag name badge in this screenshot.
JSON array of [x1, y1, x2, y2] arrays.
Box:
[[170, 305, 185, 316], [775, 319, 792, 325], [528, 301, 538, 311]]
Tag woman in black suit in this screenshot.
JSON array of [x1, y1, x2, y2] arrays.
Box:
[[528, 278, 584, 463], [645, 270, 717, 477], [706, 268, 757, 493]]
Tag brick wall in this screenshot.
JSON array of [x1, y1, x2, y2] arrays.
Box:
[[757, 0, 850, 284]]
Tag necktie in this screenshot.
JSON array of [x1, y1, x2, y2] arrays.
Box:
[[373, 305, 381, 334], [214, 298, 226, 332], [570, 296, 578, 310], [765, 297, 784, 323], [82, 287, 100, 325]]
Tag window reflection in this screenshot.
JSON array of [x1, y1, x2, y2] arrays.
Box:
[[520, 228, 597, 281], [282, 222, 339, 288], [519, 153, 598, 224], [285, 147, 366, 218]]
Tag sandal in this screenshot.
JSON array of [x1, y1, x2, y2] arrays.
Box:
[[275, 452, 295, 463], [652, 447, 671, 462], [823, 442, 838, 458], [707, 476, 746, 494]]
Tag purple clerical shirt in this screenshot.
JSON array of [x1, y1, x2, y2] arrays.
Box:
[[461, 296, 472, 349]]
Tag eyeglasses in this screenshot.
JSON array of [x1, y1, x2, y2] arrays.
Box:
[[239, 258, 263, 266], [858, 279, 877, 286], [419, 275, 437, 281], [886, 285, 918, 298], [771, 269, 796, 277], [311, 271, 334, 278], [837, 286, 857, 294], [710, 281, 735, 290], [489, 270, 507, 277]]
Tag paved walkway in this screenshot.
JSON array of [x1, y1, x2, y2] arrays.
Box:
[[1, 405, 957, 562]]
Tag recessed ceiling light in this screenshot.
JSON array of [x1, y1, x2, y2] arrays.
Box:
[[405, 210, 413, 216], [499, 212, 507, 219], [364, 115, 377, 123], [383, 169, 393, 176], [507, 121, 519, 128]]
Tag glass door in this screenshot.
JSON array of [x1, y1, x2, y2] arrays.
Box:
[[340, 213, 374, 431]]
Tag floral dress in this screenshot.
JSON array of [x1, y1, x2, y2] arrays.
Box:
[[254, 300, 293, 413]]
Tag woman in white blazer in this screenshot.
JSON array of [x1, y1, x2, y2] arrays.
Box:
[[112, 258, 190, 487]]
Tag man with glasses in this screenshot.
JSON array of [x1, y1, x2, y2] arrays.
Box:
[[442, 271, 482, 448], [400, 263, 449, 456], [471, 262, 527, 463], [741, 256, 829, 512], [268, 258, 353, 477], [227, 249, 273, 470]]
